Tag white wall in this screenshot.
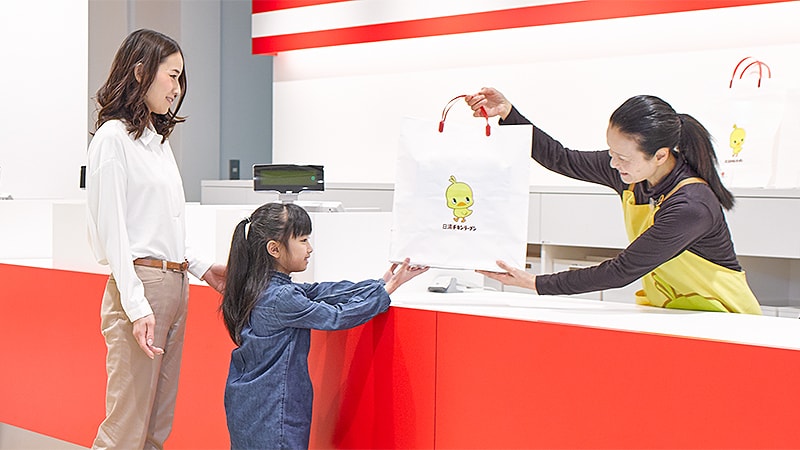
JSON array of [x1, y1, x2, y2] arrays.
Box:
[[272, 2, 800, 187], [0, 0, 88, 199], [2, 2, 798, 198]]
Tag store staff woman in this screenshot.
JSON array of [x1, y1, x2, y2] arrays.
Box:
[[468, 87, 761, 314]]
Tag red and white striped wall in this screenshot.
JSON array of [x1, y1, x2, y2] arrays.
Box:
[[252, 0, 794, 55]]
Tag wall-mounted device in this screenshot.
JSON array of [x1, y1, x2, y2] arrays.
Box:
[[229, 159, 240, 180]]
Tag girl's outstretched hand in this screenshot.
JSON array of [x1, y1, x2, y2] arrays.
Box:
[[383, 258, 429, 294]]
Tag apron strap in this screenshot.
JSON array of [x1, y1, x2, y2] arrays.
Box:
[[626, 177, 707, 208], [654, 177, 706, 208]]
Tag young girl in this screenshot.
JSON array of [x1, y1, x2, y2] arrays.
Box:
[[221, 202, 427, 449], [86, 29, 226, 449]]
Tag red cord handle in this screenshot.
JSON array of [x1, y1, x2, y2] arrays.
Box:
[[729, 56, 771, 88], [439, 94, 491, 136]]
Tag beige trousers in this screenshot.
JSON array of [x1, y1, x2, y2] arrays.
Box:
[[93, 265, 189, 450]]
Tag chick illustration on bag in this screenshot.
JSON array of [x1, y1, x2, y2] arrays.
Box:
[[729, 124, 746, 157], [446, 175, 474, 222]]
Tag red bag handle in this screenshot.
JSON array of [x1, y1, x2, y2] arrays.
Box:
[[729, 56, 771, 88], [439, 95, 491, 136]]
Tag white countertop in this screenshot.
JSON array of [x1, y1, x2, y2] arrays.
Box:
[[391, 290, 800, 351]]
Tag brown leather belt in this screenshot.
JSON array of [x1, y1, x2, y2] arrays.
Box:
[[133, 258, 188, 272]]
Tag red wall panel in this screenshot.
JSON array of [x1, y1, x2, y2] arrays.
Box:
[[434, 311, 800, 449], [309, 307, 437, 449], [4, 264, 800, 449], [0, 265, 107, 446], [0, 264, 234, 449]]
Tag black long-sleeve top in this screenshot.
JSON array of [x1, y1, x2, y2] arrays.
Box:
[[501, 107, 742, 295]]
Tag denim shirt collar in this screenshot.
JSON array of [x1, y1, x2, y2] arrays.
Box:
[[270, 271, 292, 284]]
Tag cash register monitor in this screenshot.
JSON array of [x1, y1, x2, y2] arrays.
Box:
[[253, 164, 324, 193], [252, 164, 342, 211]]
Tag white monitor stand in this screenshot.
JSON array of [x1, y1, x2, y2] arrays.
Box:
[[277, 192, 343, 213]]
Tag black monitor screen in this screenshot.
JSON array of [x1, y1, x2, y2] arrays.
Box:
[[253, 164, 324, 193]]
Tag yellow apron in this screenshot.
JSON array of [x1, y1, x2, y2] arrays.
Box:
[[623, 177, 762, 314]]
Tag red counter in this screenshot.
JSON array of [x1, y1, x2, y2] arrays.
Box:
[[2, 263, 800, 449]]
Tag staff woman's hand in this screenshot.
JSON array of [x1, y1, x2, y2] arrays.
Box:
[[476, 260, 538, 293], [383, 258, 429, 294], [465, 87, 513, 121]]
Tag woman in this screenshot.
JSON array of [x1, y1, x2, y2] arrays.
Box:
[[468, 87, 761, 314], [86, 29, 226, 449]]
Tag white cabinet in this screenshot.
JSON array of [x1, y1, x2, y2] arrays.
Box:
[[527, 193, 541, 243], [525, 186, 800, 308], [539, 192, 627, 249], [725, 195, 800, 258]]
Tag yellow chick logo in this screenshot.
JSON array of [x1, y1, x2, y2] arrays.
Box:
[[445, 175, 474, 222], [729, 124, 746, 157]]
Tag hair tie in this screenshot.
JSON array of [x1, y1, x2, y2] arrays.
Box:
[[243, 217, 252, 239]]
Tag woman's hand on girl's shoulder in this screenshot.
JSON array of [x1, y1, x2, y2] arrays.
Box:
[[202, 263, 227, 293]]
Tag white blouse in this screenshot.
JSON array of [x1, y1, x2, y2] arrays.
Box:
[[86, 120, 211, 322]]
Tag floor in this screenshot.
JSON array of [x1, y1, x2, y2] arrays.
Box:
[[0, 424, 86, 450]]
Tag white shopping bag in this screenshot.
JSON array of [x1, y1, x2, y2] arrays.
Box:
[[389, 97, 532, 271], [712, 58, 798, 188]]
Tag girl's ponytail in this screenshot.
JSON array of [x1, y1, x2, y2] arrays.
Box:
[[221, 219, 255, 345]]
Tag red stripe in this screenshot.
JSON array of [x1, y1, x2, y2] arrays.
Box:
[[253, 0, 348, 14], [253, 0, 795, 54]]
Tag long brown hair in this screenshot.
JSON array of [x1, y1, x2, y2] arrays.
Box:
[[94, 29, 187, 142]]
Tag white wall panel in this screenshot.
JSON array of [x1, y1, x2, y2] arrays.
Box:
[[0, 0, 88, 200], [273, 2, 800, 187]]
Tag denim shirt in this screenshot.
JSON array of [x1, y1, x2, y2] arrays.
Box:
[[224, 271, 391, 450]]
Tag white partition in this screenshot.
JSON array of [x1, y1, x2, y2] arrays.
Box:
[[293, 212, 393, 284], [0, 200, 53, 264], [51, 201, 107, 275], [213, 205, 266, 266]]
